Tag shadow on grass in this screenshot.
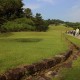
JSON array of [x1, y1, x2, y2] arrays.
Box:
[[14, 38, 43, 42], [0, 38, 43, 43]]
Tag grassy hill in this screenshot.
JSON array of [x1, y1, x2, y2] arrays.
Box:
[[0, 25, 71, 73]]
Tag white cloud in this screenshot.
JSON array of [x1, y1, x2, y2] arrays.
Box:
[[66, 1, 80, 22], [67, 0, 80, 22], [23, 3, 41, 10]]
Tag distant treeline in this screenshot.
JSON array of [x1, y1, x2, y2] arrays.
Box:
[[65, 22, 80, 29], [0, 0, 80, 32], [46, 19, 80, 29]]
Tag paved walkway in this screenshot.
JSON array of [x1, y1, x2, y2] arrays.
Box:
[[77, 35, 80, 39], [67, 34, 80, 39]]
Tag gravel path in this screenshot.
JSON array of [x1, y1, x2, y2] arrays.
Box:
[[77, 35, 80, 39], [68, 34, 80, 39]]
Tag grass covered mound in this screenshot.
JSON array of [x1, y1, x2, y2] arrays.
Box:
[[0, 25, 69, 73]]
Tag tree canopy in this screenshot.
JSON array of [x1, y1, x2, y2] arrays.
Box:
[[0, 0, 23, 20], [24, 8, 32, 18]]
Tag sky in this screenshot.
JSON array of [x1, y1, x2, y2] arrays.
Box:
[[23, 0, 80, 22]]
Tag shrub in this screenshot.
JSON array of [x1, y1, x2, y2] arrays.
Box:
[[1, 21, 36, 32], [14, 18, 35, 26], [0, 18, 48, 32]]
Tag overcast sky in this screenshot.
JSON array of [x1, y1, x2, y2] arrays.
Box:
[[23, 0, 80, 22]]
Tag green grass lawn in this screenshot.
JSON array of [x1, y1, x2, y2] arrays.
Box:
[[0, 25, 69, 73], [59, 57, 80, 80]]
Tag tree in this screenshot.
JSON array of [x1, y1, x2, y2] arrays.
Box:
[[0, 0, 24, 32], [24, 8, 32, 18], [0, 0, 23, 20], [65, 22, 80, 29], [33, 13, 48, 31], [35, 13, 43, 25]]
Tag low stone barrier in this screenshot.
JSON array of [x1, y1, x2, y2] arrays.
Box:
[[63, 50, 73, 60], [0, 75, 6, 80], [33, 61, 47, 72], [0, 68, 25, 80], [0, 50, 73, 80]]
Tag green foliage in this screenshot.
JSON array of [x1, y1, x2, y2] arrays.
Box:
[[14, 18, 35, 26], [33, 13, 48, 31], [0, 0, 23, 20], [46, 19, 64, 26], [0, 17, 49, 32], [24, 8, 32, 18], [0, 0, 24, 29], [0, 0, 49, 32], [1, 18, 36, 32], [65, 22, 80, 29]]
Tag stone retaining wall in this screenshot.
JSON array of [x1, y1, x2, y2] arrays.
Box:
[[0, 50, 73, 80]]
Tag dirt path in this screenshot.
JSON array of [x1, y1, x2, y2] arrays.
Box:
[[68, 34, 80, 39], [76, 35, 80, 39], [22, 39, 80, 80]]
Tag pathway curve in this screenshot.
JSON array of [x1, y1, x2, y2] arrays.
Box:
[[76, 35, 80, 39], [68, 34, 80, 39]]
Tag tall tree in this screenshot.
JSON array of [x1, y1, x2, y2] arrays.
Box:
[[35, 13, 43, 26], [24, 8, 32, 18], [34, 13, 48, 31], [0, 0, 23, 20]]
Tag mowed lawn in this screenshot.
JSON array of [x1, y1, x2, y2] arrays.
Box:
[[0, 25, 69, 73]]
